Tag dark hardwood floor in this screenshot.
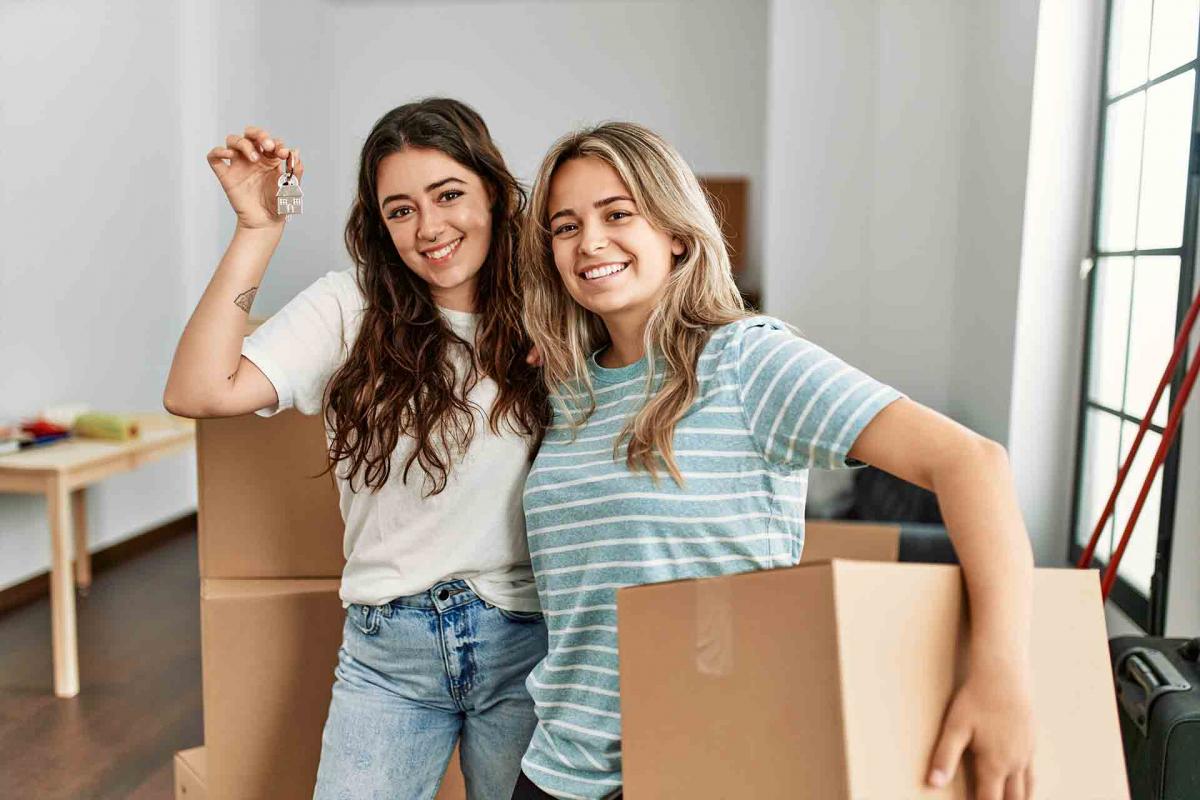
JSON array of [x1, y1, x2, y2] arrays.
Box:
[[0, 529, 203, 799]]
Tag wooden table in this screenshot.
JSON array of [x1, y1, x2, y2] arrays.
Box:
[[0, 413, 195, 697]]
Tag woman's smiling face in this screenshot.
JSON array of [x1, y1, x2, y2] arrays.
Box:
[[546, 156, 683, 323], [377, 146, 492, 311]]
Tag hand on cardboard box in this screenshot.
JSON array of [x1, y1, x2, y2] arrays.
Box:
[[926, 663, 1035, 799]]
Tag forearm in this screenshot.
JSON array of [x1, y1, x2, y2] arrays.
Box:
[[930, 438, 1034, 671], [164, 224, 283, 412]]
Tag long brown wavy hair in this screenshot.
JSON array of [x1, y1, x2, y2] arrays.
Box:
[[325, 98, 547, 495]]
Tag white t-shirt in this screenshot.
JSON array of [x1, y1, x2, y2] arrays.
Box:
[[241, 268, 539, 612]]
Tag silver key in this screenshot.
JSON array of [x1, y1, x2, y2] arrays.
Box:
[[276, 171, 303, 216]]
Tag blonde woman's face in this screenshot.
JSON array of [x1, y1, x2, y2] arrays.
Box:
[[546, 157, 683, 323], [376, 147, 492, 312]]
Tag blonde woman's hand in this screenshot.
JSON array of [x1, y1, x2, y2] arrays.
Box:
[[206, 125, 304, 231], [926, 661, 1035, 799]]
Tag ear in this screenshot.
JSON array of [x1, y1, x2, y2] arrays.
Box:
[[671, 237, 686, 257]]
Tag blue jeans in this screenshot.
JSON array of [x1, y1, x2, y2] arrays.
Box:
[[312, 579, 548, 800]]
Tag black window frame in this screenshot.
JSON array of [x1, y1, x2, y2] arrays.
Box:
[[1070, 0, 1200, 634]]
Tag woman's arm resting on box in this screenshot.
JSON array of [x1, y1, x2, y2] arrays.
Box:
[[848, 398, 1035, 800]]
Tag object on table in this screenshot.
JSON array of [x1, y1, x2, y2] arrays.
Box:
[[73, 412, 139, 441], [0, 420, 22, 454], [41, 403, 91, 429], [22, 419, 69, 438]]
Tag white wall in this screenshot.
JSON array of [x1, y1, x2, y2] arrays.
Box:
[[762, 0, 968, 416], [1008, 0, 1102, 566], [0, 1, 198, 590], [946, 0, 1041, 444]]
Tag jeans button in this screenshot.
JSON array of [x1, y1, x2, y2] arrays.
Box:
[[437, 589, 449, 601]]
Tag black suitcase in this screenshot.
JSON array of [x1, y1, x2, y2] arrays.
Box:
[[1109, 636, 1200, 799]]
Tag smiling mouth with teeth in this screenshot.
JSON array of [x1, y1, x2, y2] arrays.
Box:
[[581, 262, 629, 281], [424, 238, 462, 262]]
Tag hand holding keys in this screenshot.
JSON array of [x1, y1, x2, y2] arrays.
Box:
[[206, 125, 305, 229]]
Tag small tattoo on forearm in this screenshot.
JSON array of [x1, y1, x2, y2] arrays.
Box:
[[234, 287, 258, 313]]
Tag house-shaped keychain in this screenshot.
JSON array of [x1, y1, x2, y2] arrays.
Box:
[[276, 172, 303, 216]]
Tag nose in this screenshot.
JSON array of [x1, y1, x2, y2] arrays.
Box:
[[578, 221, 607, 256], [417, 206, 445, 243]]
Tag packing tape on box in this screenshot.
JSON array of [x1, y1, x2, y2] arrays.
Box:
[[694, 577, 735, 677]]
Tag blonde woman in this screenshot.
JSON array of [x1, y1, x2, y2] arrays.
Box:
[[511, 123, 1035, 800]]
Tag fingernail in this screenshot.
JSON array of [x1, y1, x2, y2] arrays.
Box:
[[928, 769, 947, 788], [250, 153, 259, 161]]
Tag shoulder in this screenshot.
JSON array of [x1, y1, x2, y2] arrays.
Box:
[[304, 268, 364, 311], [701, 315, 802, 369]]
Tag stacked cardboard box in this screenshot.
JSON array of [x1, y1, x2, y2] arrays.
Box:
[[179, 410, 465, 800]]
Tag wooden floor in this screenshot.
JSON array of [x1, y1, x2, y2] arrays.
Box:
[[0, 529, 203, 800]]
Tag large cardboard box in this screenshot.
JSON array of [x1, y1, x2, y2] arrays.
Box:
[[201, 579, 467, 799], [197, 411, 344, 579], [618, 561, 1128, 799], [800, 520, 900, 563], [202, 579, 343, 799], [174, 746, 206, 800]]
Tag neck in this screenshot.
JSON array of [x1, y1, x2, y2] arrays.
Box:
[[431, 280, 477, 313], [598, 307, 652, 368]]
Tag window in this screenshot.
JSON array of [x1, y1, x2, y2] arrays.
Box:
[[1072, 0, 1200, 632]]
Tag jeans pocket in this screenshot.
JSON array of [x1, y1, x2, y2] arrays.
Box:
[[497, 607, 545, 624], [349, 603, 382, 636]]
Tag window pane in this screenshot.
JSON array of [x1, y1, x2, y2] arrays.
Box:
[[1126, 256, 1181, 425], [1136, 69, 1195, 248], [1110, 0, 1154, 96], [1099, 94, 1147, 252], [1076, 410, 1123, 559], [1088, 257, 1134, 410], [1149, 0, 1200, 78], [1114, 422, 1164, 595]]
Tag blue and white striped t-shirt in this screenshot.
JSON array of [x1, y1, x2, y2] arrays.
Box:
[[520, 316, 904, 799]]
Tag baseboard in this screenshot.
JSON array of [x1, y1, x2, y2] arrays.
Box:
[[0, 511, 197, 616]]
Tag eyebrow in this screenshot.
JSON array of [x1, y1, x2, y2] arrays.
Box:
[[379, 177, 467, 208], [548, 195, 635, 223]]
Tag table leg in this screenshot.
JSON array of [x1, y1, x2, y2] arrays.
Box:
[[48, 479, 80, 698], [71, 488, 90, 591]]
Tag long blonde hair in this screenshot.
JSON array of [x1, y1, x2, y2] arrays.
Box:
[[521, 122, 748, 484]]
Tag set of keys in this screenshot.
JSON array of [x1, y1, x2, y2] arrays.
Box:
[[276, 162, 303, 216]]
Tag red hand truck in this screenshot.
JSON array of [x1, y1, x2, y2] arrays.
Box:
[[1077, 278, 1200, 598]]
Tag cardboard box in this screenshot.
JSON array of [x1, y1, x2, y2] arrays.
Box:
[[197, 411, 344, 579], [202, 579, 343, 799], [174, 746, 206, 800], [801, 520, 900, 563], [618, 561, 1128, 799], [176, 742, 464, 799], [201, 579, 467, 799]]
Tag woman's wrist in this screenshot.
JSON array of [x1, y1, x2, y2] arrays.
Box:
[[234, 219, 285, 238]]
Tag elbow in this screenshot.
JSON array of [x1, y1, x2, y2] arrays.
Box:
[[163, 386, 204, 419], [927, 433, 1008, 490], [974, 436, 1010, 466]]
